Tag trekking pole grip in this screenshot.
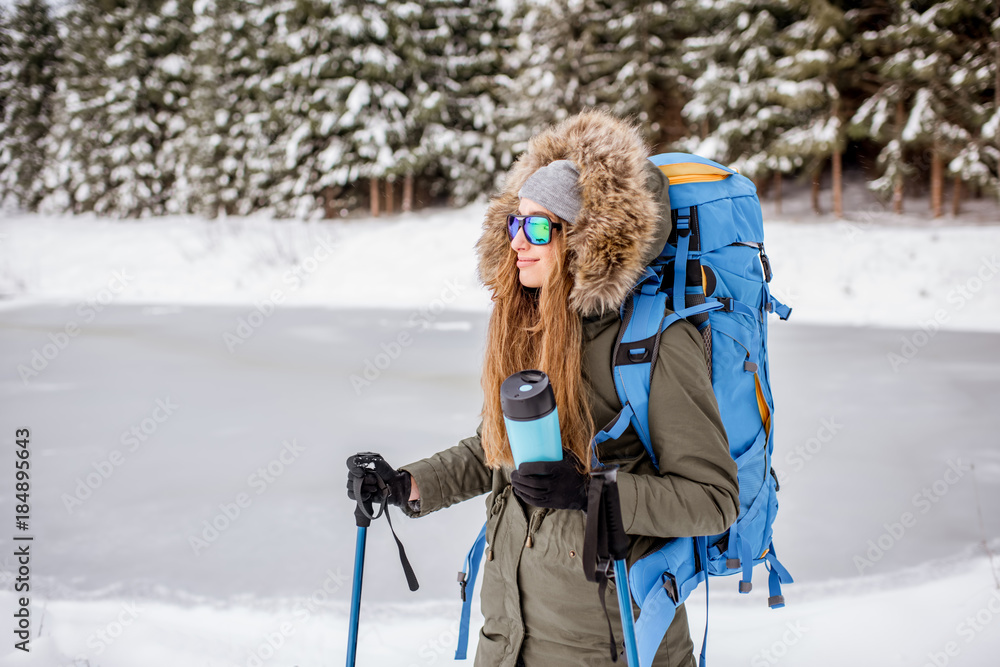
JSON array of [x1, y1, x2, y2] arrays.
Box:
[[586, 465, 630, 563], [601, 476, 630, 562], [354, 499, 373, 528], [347, 452, 383, 527]]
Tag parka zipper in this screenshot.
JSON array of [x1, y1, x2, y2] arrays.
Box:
[[486, 491, 508, 561]]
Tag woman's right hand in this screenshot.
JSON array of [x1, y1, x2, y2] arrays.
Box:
[[345, 454, 413, 508]]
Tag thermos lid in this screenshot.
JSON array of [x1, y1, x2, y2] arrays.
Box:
[[500, 370, 556, 422]]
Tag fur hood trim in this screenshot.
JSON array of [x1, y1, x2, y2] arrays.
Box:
[[476, 110, 669, 317]]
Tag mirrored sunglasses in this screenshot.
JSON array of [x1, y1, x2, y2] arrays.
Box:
[[506, 214, 560, 245]]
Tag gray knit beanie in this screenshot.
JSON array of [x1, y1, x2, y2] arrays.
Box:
[[517, 160, 582, 224]]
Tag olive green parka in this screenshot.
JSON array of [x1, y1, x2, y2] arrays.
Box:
[[400, 111, 739, 666]]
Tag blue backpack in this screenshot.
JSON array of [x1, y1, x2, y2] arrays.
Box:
[[455, 153, 793, 665]]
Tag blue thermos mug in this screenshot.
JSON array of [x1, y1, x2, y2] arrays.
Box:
[[500, 370, 563, 467]]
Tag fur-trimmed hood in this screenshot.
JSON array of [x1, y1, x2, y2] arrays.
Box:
[[476, 110, 671, 317]]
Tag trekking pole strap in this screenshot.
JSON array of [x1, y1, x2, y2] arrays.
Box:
[[383, 504, 419, 592]]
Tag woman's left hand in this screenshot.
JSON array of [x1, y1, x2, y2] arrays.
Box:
[[510, 458, 589, 511]]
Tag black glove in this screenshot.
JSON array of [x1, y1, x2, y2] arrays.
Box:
[[510, 457, 589, 511], [346, 455, 411, 508]]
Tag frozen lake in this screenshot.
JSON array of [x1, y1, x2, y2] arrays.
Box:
[[1, 304, 998, 607]]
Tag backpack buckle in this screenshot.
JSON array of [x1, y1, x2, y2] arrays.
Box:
[[760, 249, 773, 283], [457, 571, 468, 601], [662, 573, 679, 603]]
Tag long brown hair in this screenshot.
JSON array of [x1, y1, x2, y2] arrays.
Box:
[[479, 225, 596, 471]]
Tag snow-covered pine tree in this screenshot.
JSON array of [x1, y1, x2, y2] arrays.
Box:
[[173, 0, 285, 217], [641, 0, 704, 150], [265, 0, 416, 219], [0, 8, 8, 156], [42, 0, 121, 214], [847, 0, 980, 215], [933, 0, 999, 211], [0, 0, 61, 212], [0, 5, 14, 210], [411, 0, 509, 204], [43, 0, 194, 217], [499, 0, 663, 159], [766, 0, 854, 217], [679, 0, 830, 212], [147, 0, 196, 214]]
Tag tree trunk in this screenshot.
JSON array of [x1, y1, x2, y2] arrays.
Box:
[[893, 98, 905, 215], [402, 173, 414, 212], [952, 175, 962, 217], [832, 149, 843, 218], [701, 118, 709, 140], [370, 178, 380, 217], [774, 171, 782, 216], [386, 178, 395, 215], [831, 96, 843, 219], [931, 146, 943, 218], [811, 164, 822, 215], [321, 186, 338, 219]]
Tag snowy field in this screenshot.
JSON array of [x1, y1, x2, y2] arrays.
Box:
[[1, 202, 1000, 667], [2, 199, 1000, 332]]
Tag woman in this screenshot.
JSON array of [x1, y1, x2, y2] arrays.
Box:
[[348, 110, 739, 666]]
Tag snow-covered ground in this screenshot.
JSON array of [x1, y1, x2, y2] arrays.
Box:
[[3, 547, 1000, 667], [1, 204, 999, 667], [2, 201, 1000, 332]]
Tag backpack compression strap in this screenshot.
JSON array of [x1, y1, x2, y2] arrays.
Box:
[[455, 522, 487, 659]]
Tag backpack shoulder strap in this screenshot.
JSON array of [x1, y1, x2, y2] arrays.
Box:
[[594, 282, 721, 469]]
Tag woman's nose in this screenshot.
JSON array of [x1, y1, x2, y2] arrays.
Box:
[[510, 227, 529, 251]]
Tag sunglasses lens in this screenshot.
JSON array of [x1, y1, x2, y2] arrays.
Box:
[[524, 216, 551, 244], [507, 215, 519, 240]]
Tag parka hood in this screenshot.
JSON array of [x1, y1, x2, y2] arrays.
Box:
[[476, 110, 671, 318]]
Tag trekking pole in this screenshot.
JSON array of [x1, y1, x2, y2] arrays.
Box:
[[345, 453, 420, 667], [347, 490, 372, 667], [585, 465, 641, 666]]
